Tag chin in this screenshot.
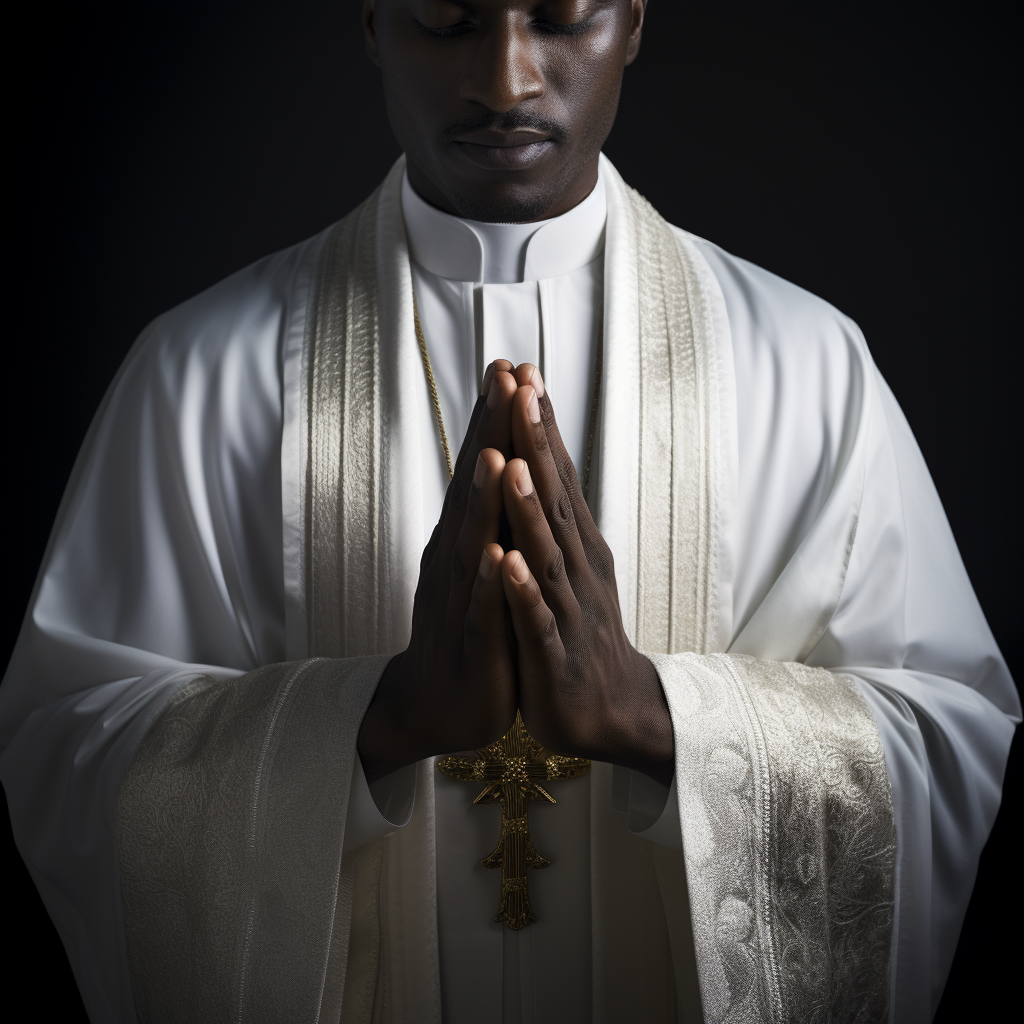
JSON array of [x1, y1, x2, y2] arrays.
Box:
[[441, 175, 568, 224]]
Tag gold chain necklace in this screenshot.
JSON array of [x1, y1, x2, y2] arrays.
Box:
[[413, 290, 599, 929], [412, 295, 603, 498]]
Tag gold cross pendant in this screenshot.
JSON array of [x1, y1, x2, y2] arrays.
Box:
[[438, 712, 591, 929]]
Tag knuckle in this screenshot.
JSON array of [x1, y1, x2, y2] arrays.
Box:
[[593, 540, 616, 580], [533, 424, 550, 455], [451, 545, 468, 584], [557, 452, 578, 486], [448, 473, 467, 512], [538, 613, 559, 648], [545, 546, 566, 585], [591, 621, 615, 653], [549, 492, 573, 532]]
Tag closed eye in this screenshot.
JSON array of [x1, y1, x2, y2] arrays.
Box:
[[415, 20, 474, 40], [533, 17, 594, 37], [415, 16, 596, 41]]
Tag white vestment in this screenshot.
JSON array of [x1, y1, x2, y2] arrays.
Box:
[[0, 155, 1017, 1024]]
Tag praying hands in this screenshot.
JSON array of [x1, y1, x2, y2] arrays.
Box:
[[357, 361, 675, 786]]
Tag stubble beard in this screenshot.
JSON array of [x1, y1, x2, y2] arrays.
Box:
[[436, 166, 578, 224], [386, 92, 606, 222]]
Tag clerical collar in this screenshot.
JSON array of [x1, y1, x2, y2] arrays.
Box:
[[401, 165, 606, 284]]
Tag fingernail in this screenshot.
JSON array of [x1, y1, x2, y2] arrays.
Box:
[[479, 549, 495, 580], [527, 390, 540, 424], [530, 366, 545, 398], [511, 553, 530, 584], [480, 362, 495, 397], [473, 453, 487, 487], [515, 462, 533, 496], [487, 376, 500, 409]]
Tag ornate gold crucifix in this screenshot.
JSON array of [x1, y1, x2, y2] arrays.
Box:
[[438, 712, 591, 929]]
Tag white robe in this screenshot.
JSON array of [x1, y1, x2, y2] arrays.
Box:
[[0, 155, 1016, 1024]]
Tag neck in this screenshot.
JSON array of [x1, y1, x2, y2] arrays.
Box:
[[401, 165, 607, 284]]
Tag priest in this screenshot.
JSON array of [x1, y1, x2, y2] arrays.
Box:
[[1, 1, 1017, 1022]]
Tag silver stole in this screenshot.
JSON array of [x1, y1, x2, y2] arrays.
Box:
[[118, 157, 896, 1024], [607, 182, 896, 1022], [303, 167, 897, 1021]]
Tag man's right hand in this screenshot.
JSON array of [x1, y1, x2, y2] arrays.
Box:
[[357, 361, 519, 784]]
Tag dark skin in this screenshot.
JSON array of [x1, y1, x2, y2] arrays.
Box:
[[357, 0, 673, 786]]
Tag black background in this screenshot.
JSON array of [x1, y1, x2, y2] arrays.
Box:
[[5, 2, 1019, 1017]]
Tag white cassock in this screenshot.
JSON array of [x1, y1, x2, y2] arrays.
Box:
[[0, 155, 1017, 1024]]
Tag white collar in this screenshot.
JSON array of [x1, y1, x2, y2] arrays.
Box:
[[401, 164, 606, 284]]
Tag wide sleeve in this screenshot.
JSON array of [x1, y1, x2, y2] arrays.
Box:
[[651, 242, 1018, 1024], [807, 373, 1018, 1021], [115, 655, 389, 1024], [0, 244, 400, 1024]]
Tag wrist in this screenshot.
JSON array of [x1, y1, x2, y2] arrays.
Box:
[[616, 652, 675, 787], [358, 651, 425, 785]]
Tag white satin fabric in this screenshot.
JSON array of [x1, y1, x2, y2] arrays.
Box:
[[401, 167, 605, 501], [0, 154, 1017, 1024]]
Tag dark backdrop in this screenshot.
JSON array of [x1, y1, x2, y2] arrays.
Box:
[[6, 2, 1019, 1017]]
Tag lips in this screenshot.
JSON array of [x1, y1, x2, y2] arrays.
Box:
[[452, 132, 555, 170]]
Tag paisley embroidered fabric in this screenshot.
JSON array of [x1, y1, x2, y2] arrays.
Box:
[[626, 190, 896, 1022], [649, 653, 896, 1023]]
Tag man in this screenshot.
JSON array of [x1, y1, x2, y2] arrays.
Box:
[[0, 1, 1016, 1021]]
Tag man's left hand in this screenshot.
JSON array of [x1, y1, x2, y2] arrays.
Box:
[[499, 365, 675, 786]]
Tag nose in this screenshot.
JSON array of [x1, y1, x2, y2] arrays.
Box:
[[459, 15, 544, 113]]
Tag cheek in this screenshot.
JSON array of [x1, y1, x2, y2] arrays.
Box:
[[544, 37, 628, 128], [374, 21, 461, 146], [379, 53, 450, 151]]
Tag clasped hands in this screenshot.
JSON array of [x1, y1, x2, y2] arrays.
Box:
[[358, 361, 674, 787]]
